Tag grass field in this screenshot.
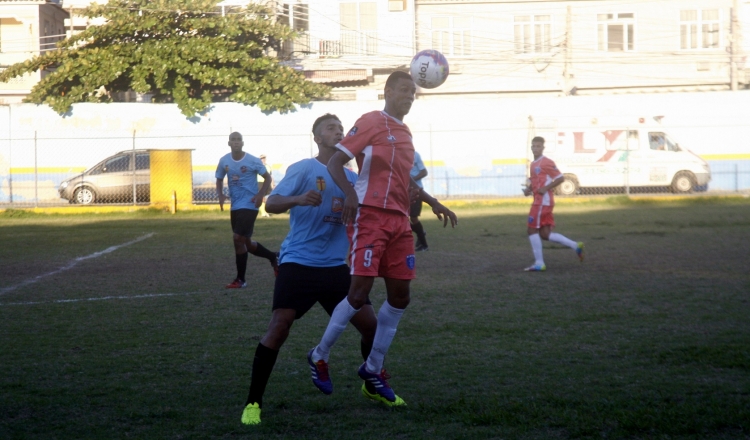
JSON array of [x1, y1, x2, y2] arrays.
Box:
[[1, 197, 749, 440]]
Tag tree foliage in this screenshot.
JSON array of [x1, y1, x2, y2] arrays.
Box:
[[0, 0, 329, 116]]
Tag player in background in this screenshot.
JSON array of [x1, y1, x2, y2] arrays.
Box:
[[522, 136, 584, 272], [307, 71, 458, 407], [216, 132, 279, 288], [240, 114, 378, 426], [410, 150, 429, 251], [257, 154, 272, 218]]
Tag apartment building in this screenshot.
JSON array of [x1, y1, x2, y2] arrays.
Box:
[[413, 0, 748, 97], [1, 0, 747, 105], [0, 0, 68, 104]]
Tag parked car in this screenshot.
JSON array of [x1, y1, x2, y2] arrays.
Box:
[[58, 150, 226, 205], [59, 150, 150, 204]]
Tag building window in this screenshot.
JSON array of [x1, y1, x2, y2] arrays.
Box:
[[278, 3, 309, 32], [598, 13, 635, 52], [340, 2, 378, 55], [514, 15, 551, 54], [278, 3, 310, 55], [680, 9, 720, 49], [431, 16, 472, 56]]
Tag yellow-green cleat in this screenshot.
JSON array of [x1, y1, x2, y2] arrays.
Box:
[[241, 402, 261, 425], [361, 384, 406, 407], [576, 242, 585, 262]]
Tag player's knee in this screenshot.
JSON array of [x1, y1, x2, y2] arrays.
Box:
[[263, 321, 292, 348]]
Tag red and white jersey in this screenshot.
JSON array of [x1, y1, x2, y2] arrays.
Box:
[[530, 155, 562, 206], [336, 111, 414, 216]]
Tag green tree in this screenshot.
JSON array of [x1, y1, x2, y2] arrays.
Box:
[[0, 0, 329, 117]]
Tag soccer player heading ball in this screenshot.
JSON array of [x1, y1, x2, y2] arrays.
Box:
[[307, 70, 458, 407], [240, 114, 379, 426]]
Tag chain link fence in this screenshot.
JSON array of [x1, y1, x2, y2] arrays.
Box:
[[1, 129, 748, 208]]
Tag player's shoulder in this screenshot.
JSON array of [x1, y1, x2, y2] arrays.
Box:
[[287, 157, 316, 173], [539, 155, 557, 165], [242, 152, 261, 163]]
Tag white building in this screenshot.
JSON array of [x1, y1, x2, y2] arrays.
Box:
[[0, 0, 68, 104]]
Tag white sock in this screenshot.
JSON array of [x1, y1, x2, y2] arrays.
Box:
[[313, 298, 359, 362], [549, 232, 578, 250], [365, 301, 405, 373], [529, 233, 544, 266]]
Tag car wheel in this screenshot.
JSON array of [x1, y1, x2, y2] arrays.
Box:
[[74, 187, 96, 205], [555, 174, 579, 196], [671, 172, 695, 194]]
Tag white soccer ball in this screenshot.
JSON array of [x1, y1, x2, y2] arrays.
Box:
[[409, 49, 449, 89]]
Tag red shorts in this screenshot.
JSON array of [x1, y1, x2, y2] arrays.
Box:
[[528, 204, 555, 229], [348, 206, 416, 280]]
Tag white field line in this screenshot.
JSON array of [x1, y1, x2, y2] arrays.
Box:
[[0, 233, 155, 296], [0, 291, 208, 307]]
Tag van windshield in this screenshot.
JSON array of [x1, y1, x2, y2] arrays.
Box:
[[648, 132, 680, 152]]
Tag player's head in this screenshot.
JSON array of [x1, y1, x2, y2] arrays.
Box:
[[531, 136, 545, 158], [228, 132, 244, 151], [312, 113, 344, 150], [384, 71, 416, 119]]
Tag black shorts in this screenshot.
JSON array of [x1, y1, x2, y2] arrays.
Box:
[[272, 263, 370, 319], [230, 209, 259, 238], [410, 198, 423, 218]]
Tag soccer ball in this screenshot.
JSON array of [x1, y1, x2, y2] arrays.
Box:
[[409, 49, 449, 89]]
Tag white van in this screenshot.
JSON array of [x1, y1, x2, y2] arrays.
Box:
[[531, 116, 711, 195]]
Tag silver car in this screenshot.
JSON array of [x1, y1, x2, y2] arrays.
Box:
[[58, 150, 150, 204]]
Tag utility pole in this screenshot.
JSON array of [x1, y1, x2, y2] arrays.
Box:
[[730, 0, 739, 91], [563, 5, 573, 95]]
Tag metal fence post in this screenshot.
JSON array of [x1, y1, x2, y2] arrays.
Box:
[[429, 124, 434, 195], [625, 127, 630, 196], [34, 131, 38, 208], [445, 170, 450, 198], [132, 130, 137, 205]]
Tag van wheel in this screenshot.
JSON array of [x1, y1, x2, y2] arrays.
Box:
[[671, 172, 695, 194], [556, 175, 579, 196], [73, 187, 96, 205]]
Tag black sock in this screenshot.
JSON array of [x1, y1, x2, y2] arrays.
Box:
[[236, 252, 249, 281], [249, 242, 276, 261], [361, 339, 377, 393], [412, 221, 427, 246], [246, 343, 279, 408]]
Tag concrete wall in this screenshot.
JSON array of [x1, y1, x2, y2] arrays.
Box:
[[1, 91, 749, 203]]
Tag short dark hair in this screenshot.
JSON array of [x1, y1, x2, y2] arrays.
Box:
[[532, 136, 545, 144], [312, 113, 341, 136], [385, 70, 413, 90]]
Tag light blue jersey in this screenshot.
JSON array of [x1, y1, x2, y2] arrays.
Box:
[[215, 152, 267, 211], [410, 150, 427, 189], [271, 158, 358, 267]]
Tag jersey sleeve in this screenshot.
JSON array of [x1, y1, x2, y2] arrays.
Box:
[[336, 113, 378, 159], [269, 160, 308, 197], [543, 158, 563, 180], [215, 158, 227, 179]]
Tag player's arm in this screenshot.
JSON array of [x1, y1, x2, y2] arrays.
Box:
[[266, 190, 322, 214], [327, 150, 359, 225], [252, 172, 273, 207], [216, 178, 226, 211], [413, 168, 427, 182], [417, 187, 458, 228], [537, 175, 563, 195]]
